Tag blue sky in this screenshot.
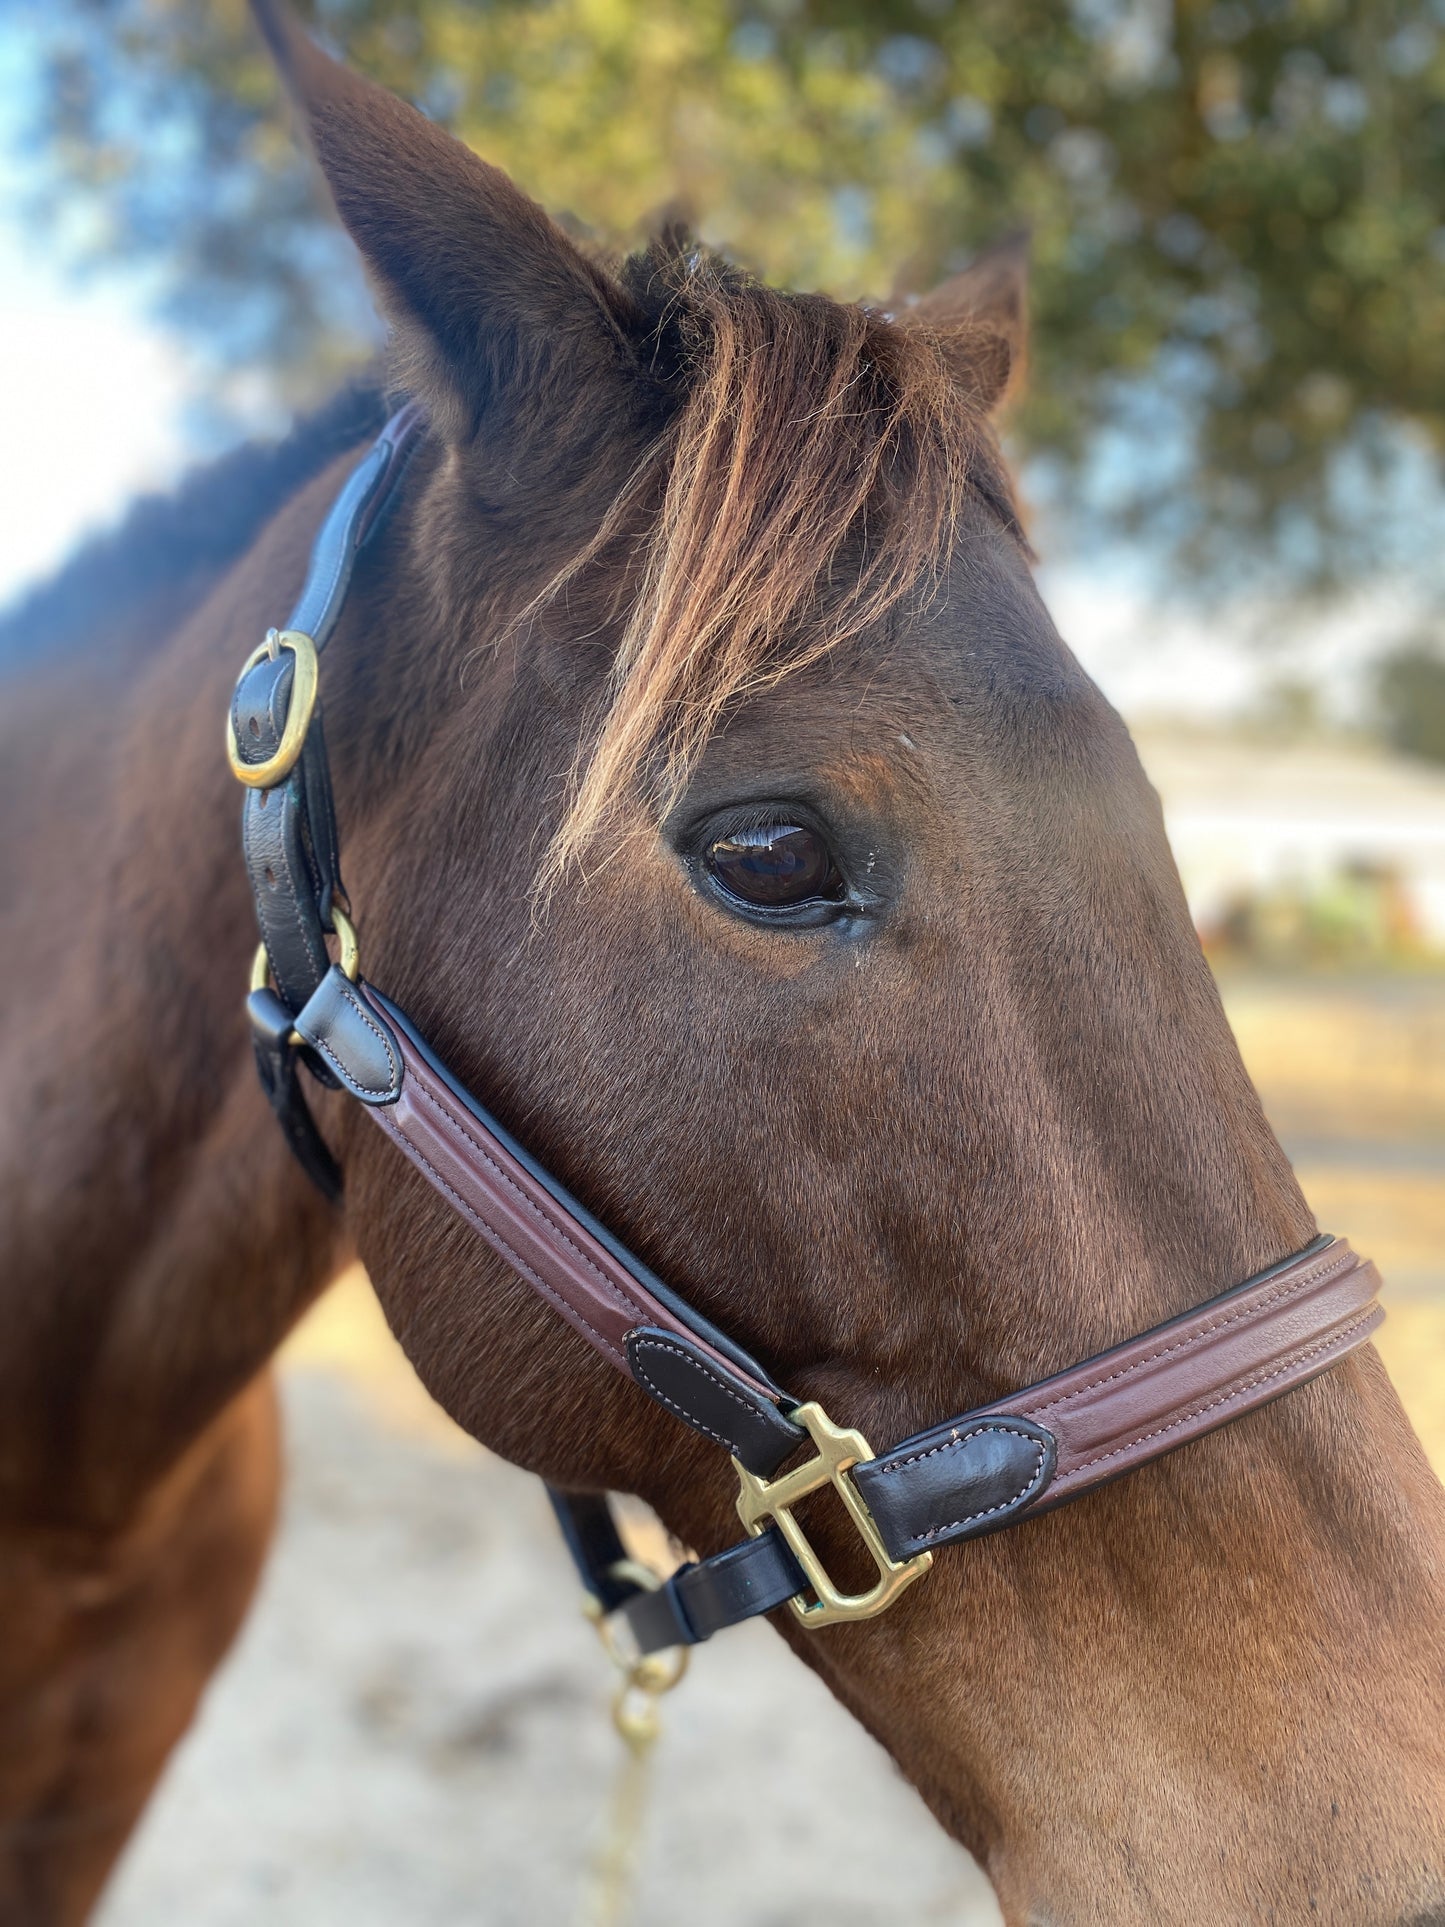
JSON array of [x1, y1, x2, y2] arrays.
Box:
[[0, 225, 192, 604], [0, 23, 1417, 729], [0, 24, 192, 608], [2, 223, 1409, 724]]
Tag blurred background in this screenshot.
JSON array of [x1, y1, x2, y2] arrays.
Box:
[[2, 0, 1443, 1920]]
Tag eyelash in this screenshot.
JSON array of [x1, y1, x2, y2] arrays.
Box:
[[684, 806, 854, 927]]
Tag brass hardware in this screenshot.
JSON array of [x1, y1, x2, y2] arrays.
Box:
[[580, 1556, 688, 1927], [582, 1559, 689, 1745], [733, 1401, 933, 1628], [248, 905, 360, 1044], [226, 628, 320, 788]]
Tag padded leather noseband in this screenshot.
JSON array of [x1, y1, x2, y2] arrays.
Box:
[[230, 409, 1384, 1656]]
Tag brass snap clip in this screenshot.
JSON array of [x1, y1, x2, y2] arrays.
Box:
[[581, 1559, 687, 1927], [583, 1558, 689, 1751], [226, 628, 320, 788], [733, 1401, 933, 1628]]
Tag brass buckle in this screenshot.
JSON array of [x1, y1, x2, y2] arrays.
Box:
[[226, 628, 320, 788], [733, 1401, 932, 1628]]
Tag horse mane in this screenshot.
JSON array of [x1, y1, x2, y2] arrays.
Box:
[[545, 237, 1025, 877], [0, 379, 389, 675]]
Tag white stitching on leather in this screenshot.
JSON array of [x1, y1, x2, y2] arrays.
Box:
[[629, 1334, 787, 1457], [1026, 1245, 1354, 1418], [303, 980, 398, 1097], [1062, 1311, 1379, 1480], [870, 1423, 1050, 1547], [375, 1112, 626, 1369], [408, 1074, 649, 1327], [630, 1347, 734, 1452]]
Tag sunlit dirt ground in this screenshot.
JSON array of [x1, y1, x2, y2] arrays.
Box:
[[96, 974, 1444, 1927], [1223, 973, 1445, 1468]]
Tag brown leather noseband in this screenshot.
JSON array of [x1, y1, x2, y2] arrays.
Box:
[[229, 409, 1384, 1656]]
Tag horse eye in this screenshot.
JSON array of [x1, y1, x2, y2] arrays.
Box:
[[705, 824, 844, 909]]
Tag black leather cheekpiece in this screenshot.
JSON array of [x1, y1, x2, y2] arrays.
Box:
[[625, 1327, 806, 1476], [292, 966, 403, 1105], [234, 405, 423, 1195], [853, 1415, 1057, 1559]]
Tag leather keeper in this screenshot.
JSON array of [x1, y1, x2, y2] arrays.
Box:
[[854, 1417, 1058, 1560], [625, 1328, 805, 1475], [293, 967, 403, 1105]]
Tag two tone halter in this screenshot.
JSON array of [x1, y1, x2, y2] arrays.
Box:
[[228, 407, 1385, 1658]]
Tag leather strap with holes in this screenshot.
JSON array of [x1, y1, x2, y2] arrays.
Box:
[[235, 404, 426, 1197]]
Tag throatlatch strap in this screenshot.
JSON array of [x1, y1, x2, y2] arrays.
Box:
[[246, 983, 343, 1200]]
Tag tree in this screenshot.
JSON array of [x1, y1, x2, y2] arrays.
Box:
[[16, 0, 1445, 593], [1376, 638, 1445, 763]]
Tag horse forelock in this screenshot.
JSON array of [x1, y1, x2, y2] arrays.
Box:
[[7, 234, 1021, 891], [528, 238, 1026, 883]]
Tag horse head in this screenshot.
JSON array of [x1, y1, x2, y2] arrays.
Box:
[[242, 9, 1445, 1919]]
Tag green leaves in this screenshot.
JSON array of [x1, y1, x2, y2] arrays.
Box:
[[21, 0, 1445, 596]]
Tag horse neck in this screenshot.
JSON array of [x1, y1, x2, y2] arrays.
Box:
[[0, 453, 376, 1531]]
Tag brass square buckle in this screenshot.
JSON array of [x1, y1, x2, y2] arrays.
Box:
[[733, 1401, 932, 1628]]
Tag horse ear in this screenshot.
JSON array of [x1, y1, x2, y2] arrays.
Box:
[[250, 0, 643, 440], [896, 232, 1030, 414]]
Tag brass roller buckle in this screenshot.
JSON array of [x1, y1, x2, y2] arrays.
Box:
[[226, 628, 320, 788], [733, 1402, 932, 1629]]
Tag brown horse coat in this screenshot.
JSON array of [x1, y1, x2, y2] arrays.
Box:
[[1, 7, 1442, 1921]]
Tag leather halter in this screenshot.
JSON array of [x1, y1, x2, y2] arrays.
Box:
[[230, 409, 1384, 1657]]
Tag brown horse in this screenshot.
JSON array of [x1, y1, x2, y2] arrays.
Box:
[[2, 9, 1442, 1923]]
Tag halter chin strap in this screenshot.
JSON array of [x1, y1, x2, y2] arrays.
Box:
[[229, 409, 1385, 1659]]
